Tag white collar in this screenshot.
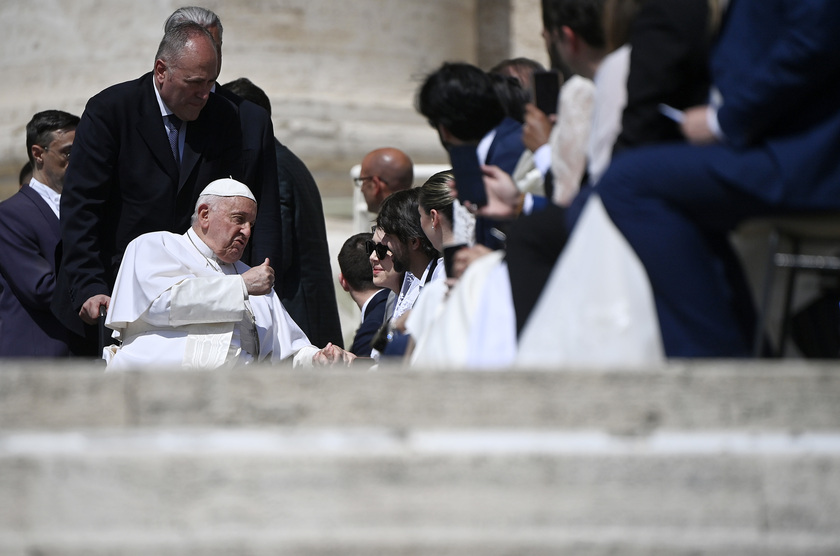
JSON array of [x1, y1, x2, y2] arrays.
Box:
[[185, 228, 237, 274], [153, 77, 180, 120], [476, 128, 497, 165], [360, 289, 385, 320], [28, 177, 61, 219]]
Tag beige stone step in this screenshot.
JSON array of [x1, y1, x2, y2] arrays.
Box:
[[1, 361, 839, 554], [1, 361, 839, 431]]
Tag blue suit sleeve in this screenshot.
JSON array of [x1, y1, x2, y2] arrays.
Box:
[[716, 1, 840, 146]]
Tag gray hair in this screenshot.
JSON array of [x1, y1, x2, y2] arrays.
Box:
[[154, 21, 216, 67], [164, 6, 223, 39], [191, 194, 224, 225]]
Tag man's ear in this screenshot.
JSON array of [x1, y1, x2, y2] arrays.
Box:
[[372, 176, 388, 197], [197, 204, 212, 231], [338, 272, 350, 293], [153, 59, 167, 86], [30, 145, 45, 168], [560, 25, 577, 50]]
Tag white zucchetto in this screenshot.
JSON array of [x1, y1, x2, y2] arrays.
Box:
[[199, 178, 256, 203]]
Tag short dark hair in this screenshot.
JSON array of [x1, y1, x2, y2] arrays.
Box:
[[25, 110, 80, 165], [488, 72, 529, 123], [542, 0, 607, 49], [488, 57, 546, 87], [416, 62, 506, 142], [376, 188, 439, 260], [222, 77, 273, 115], [338, 232, 376, 291]]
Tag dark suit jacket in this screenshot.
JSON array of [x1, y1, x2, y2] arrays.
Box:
[[486, 117, 525, 174], [349, 288, 389, 357], [53, 72, 243, 340], [0, 186, 71, 356], [274, 139, 344, 347], [614, 0, 711, 153], [477, 117, 526, 249], [215, 86, 283, 268]]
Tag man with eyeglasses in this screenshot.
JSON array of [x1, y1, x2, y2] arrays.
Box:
[[0, 110, 81, 356], [356, 147, 414, 213]]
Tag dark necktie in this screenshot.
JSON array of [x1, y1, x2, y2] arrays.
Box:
[[166, 114, 182, 165]]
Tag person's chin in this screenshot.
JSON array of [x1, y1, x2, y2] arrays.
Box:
[[221, 249, 243, 264]]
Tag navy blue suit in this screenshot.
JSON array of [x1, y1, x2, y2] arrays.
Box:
[[0, 186, 71, 356], [349, 288, 389, 357], [596, 0, 840, 356], [486, 117, 525, 174], [478, 117, 526, 249]]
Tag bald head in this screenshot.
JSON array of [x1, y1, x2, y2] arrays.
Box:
[[358, 147, 414, 212]]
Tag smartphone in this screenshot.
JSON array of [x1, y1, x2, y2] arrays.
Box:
[[443, 243, 468, 278], [448, 144, 487, 207], [533, 70, 562, 116]]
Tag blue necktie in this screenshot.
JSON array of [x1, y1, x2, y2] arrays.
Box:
[[166, 114, 182, 165]]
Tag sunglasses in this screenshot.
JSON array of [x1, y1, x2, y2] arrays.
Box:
[[366, 240, 391, 259]]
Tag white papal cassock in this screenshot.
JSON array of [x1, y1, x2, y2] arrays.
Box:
[[103, 228, 319, 370]]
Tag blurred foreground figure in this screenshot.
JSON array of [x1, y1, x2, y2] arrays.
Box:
[[597, 0, 840, 356]]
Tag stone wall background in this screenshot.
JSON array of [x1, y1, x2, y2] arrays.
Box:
[[0, 0, 546, 201]]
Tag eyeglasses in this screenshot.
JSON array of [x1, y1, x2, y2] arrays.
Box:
[[43, 146, 71, 160], [365, 240, 391, 259], [353, 176, 374, 187]]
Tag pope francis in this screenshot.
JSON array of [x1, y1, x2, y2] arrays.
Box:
[[103, 178, 354, 370]]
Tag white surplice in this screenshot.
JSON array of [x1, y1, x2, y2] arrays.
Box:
[[104, 229, 318, 370]]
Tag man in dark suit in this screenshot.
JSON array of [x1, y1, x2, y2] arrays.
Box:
[[417, 62, 525, 176], [337, 232, 389, 357], [222, 77, 345, 348], [166, 7, 342, 347], [164, 8, 284, 272], [0, 110, 79, 357], [596, 0, 840, 356], [53, 22, 244, 351], [612, 0, 712, 153]]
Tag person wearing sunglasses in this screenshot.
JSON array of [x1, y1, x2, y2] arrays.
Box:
[[336, 232, 390, 358]]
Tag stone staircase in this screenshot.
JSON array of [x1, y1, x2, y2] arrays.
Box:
[[1, 360, 839, 555]]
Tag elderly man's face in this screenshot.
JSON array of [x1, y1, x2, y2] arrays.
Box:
[[201, 196, 257, 264], [155, 34, 218, 121]]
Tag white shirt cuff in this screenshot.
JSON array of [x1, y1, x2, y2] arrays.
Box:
[[532, 144, 552, 176]]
